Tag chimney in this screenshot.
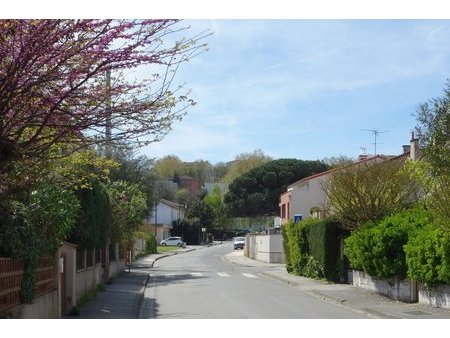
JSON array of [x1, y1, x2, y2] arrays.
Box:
[[358, 154, 369, 162], [410, 131, 420, 161]]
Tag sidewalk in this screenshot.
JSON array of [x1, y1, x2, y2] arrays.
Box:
[[67, 245, 200, 319], [224, 251, 450, 319]]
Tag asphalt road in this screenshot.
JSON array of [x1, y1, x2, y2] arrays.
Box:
[[144, 243, 370, 319]]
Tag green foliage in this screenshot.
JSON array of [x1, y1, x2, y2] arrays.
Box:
[[204, 185, 229, 233], [282, 218, 343, 282], [134, 231, 157, 254], [405, 225, 450, 288], [323, 159, 420, 231], [224, 159, 329, 217], [1, 183, 80, 303], [107, 181, 148, 244], [70, 180, 112, 249], [415, 80, 450, 177], [344, 206, 431, 279]]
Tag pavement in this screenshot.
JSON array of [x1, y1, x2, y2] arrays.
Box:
[[67, 242, 450, 319]]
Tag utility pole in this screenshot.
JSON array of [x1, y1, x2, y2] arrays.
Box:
[[104, 70, 112, 279], [105, 70, 112, 158], [361, 129, 390, 155]]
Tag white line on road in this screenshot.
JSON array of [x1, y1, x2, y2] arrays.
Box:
[[191, 272, 203, 277], [242, 273, 257, 278], [217, 272, 230, 277]]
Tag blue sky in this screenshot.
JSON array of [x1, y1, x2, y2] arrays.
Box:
[[4, 2, 450, 165], [140, 19, 450, 164]]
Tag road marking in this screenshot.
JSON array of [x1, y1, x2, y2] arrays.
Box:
[[217, 272, 230, 277], [191, 272, 203, 277], [242, 273, 257, 278]]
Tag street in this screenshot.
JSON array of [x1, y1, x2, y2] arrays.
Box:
[[141, 243, 369, 319]]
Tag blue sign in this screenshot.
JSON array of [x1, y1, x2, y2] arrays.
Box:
[[294, 214, 303, 224]]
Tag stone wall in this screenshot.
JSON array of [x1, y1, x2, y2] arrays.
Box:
[[352, 270, 417, 303], [418, 283, 450, 309]]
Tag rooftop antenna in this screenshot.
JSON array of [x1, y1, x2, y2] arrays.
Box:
[[360, 146, 366, 155], [361, 129, 390, 155]]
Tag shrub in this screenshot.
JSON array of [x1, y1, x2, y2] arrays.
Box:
[[344, 206, 431, 279], [405, 225, 450, 288], [282, 218, 343, 282]]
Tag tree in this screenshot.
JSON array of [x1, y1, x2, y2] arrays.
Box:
[[322, 159, 420, 231], [204, 185, 229, 235], [0, 20, 209, 200], [224, 159, 329, 217], [412, 81, 450, 232], [106, 181, 147, 245], [108, 147, 158, 213], [415, 80, 450, 176], [321, 155, 354, 169], [153, 155, 183, 180], [223, 149, 273, 184]]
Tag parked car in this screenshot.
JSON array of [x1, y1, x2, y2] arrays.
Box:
[[233, 237, 246, 250], [160, 237, 185, 247]]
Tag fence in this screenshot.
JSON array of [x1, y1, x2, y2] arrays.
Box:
[[0, 257, 56, 317]]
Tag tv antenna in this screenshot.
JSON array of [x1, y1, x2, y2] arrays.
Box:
[[361, 129, 390, 155]]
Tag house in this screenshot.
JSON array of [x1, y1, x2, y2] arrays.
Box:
[[144, 198, 185, 243], [179, 175, 201, 194], [279, 134, 420, 224]]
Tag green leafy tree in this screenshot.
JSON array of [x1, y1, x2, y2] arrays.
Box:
[[107, 181, 148, 245], [1, 183, 80, 303], [224, 159, 329, 217], [204, 185, 229, 234], [223, 149, 273, 184], [412, 81, 450, 232], [415, 80, 450, 176]]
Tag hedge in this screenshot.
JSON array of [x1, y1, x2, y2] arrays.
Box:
[[282, 218, 344, 282], [404, 225, 450, 288], [344, 206, 432, 280]]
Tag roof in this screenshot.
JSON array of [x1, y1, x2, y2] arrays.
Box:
[[159, 198, 184, 210], [288, 155, 390, 189]]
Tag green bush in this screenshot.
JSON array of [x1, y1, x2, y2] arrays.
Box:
[[344, 206, 431, 279], [282, 218, 343, 282], [405, 225, 450, 288]]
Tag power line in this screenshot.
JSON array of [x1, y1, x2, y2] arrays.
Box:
[[361, 129, 390, 155]]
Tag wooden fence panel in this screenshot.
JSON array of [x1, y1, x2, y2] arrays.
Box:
[[0, 257, 56, 316], [0, 258, 23, 315]]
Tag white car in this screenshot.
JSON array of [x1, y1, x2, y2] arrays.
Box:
[[233, 237, 246, 250], [160, 237, 185, 247]]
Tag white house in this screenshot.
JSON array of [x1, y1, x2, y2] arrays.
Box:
[[146, 199, 185, 243], [279, 134, 421, 224]]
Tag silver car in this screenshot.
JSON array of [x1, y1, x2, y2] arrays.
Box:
[[160, 236, 185, 247]]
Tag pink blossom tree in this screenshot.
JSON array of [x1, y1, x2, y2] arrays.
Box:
[[0, 19, 209, 200]]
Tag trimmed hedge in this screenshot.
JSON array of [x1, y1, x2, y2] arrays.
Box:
[[344, 206, 432, 280], [405, 225, 450, 288], [282, 218, 344, 282]]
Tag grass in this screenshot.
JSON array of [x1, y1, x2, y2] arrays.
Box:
[[156, 245, 182, 253]]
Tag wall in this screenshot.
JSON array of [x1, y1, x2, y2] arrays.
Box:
[[418, 284, 450, 309], [352, 270, 417, 303], [245, 234, 285, 263], [7, 290, 58, 319], [290, 174, 330, 221]]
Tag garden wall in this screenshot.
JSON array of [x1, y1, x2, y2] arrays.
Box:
[[352, 270, 417, 303], [418, 283, 450, 309]]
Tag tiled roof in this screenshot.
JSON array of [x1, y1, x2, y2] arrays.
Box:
[[160, 198, 184, 210], [288, 155, 389, 188]]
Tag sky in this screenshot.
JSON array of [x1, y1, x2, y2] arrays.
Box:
[[139, 18, 450, 164], [3, 2, 450, 167]]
